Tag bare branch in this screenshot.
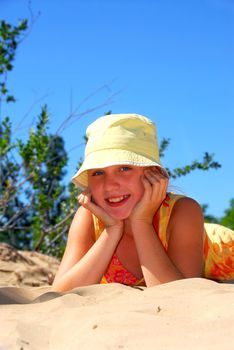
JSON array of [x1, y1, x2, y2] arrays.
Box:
[[34, 210, 75, 251], [0, 195, 34, 231], [18, 2, 41, 46], [45, 210, 76, 235], [46, 224, 69, 249], [13, 91, 51, 134], [55, 81, 122, 135]]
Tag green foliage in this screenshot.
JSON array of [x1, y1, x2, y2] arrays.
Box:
[[159, 139, 221, 178], [159, 137, 170, 158], [202, 199, 234, 230], [18, 106, 69, 252], [0, 18, 31, 249], [220, 199, 234, 230], [0, 116, 31, 248], [0, 18, 78, 256], [201, 205, 220, 224], [0, 106, 78, 255], [164, 152, 221, 179], [0, 19, 27, 104]]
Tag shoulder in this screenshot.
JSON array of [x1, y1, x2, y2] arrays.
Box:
[[172, 196, 203, 214], [68, 206, 95, 244], [168, 196, 204, 234], [72, 205, 94, 224], [166, 193, 198, 208], [162, 193, 201, 216]]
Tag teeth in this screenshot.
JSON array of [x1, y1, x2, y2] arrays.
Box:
[[108, 195, 128, 203]]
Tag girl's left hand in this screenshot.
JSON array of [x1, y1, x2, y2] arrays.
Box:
[[129, 167, 169, 225]]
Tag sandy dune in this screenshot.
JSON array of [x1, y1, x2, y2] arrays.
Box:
[[0, 278, 233, 350], [0, 243, 233, 349]]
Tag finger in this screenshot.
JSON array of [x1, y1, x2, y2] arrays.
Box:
[[152, 176, 168, 201], [78, 191, 116, 226], [147, 168, 168, 187], [141, 176, 153, 201], [153, 166, 168, 177], [143, 170, 161, 193], [145, 168, 164, 183], [78, 191, 92, 207], [145, 169, 168, 200]]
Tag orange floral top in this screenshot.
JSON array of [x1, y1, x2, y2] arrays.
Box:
[[92, 193, 234, 286]]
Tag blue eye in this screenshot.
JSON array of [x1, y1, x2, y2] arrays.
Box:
[[92, 170, 104, 176], [120, 166, 131, 172]]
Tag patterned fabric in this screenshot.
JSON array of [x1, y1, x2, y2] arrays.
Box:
[[204, 223, 234, 280], [103, 253, 140, 286], [93, 193, 234, 286]]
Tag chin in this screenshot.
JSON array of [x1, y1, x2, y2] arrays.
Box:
[[113, 214, 129, 221], [107, 208, 132, 221]]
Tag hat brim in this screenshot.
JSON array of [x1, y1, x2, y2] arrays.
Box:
[[72, 149, 168, 189]]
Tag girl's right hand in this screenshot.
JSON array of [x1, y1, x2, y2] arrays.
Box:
[[78, 189, 124, 231], [129, 167, 168, 225]]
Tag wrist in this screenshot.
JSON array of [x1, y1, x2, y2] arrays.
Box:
[[129, 218, 153, 228], [105, 222, 124, 236]]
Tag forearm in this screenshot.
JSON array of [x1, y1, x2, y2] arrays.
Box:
[[52, 228, 121, 292], [131, 221, 183, 287]]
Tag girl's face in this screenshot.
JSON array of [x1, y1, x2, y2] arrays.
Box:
[[88, 165, 149, 220]]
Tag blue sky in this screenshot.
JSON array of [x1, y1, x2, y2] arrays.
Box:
[[1, 0, 234, 218]]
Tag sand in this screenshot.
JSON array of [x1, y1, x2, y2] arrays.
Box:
[[0, 243, 233, 349], [0, 278, 233, 350], [0, 243, 60, 288]]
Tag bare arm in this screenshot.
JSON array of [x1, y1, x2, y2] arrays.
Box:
[[129, 168, 203, 287], [131, 198, 203, 286], [52, 205, 123, 292], [167, 197, 204, 278]]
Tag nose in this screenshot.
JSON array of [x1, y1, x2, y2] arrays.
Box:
[[103, 173, 120, 192]]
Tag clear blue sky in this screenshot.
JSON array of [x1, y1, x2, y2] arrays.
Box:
[[1, 0, 234, 218]]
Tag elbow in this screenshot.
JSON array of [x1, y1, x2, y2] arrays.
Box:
[[51, 277, 74, 293], [51, 282, 66, 293], [146, 275, 184, 288]]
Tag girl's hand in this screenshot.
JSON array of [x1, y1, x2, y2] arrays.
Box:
[[129, 167, 169, 225], [78, 189, 124, 231]]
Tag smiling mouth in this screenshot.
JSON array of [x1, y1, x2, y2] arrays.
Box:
[[106, 194, 130, 205]]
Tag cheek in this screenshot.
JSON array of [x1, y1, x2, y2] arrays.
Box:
[[132, 176, 145, 203], [89, 184, 108, 209], [89, 185, 99, 200], [88, 180, 100, 202]]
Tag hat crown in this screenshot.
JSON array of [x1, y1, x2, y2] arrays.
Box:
[[87, 114, 155, 139], [85, 114, 159, 162]]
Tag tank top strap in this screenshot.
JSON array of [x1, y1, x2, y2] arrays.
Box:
[[92, 215, 105, 240], [153, 193, 185, 250]]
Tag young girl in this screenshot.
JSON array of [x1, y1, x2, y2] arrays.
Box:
[[52, 114, 234, 292]]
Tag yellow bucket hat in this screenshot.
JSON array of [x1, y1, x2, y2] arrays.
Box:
[[72, 113, 168, 189]]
